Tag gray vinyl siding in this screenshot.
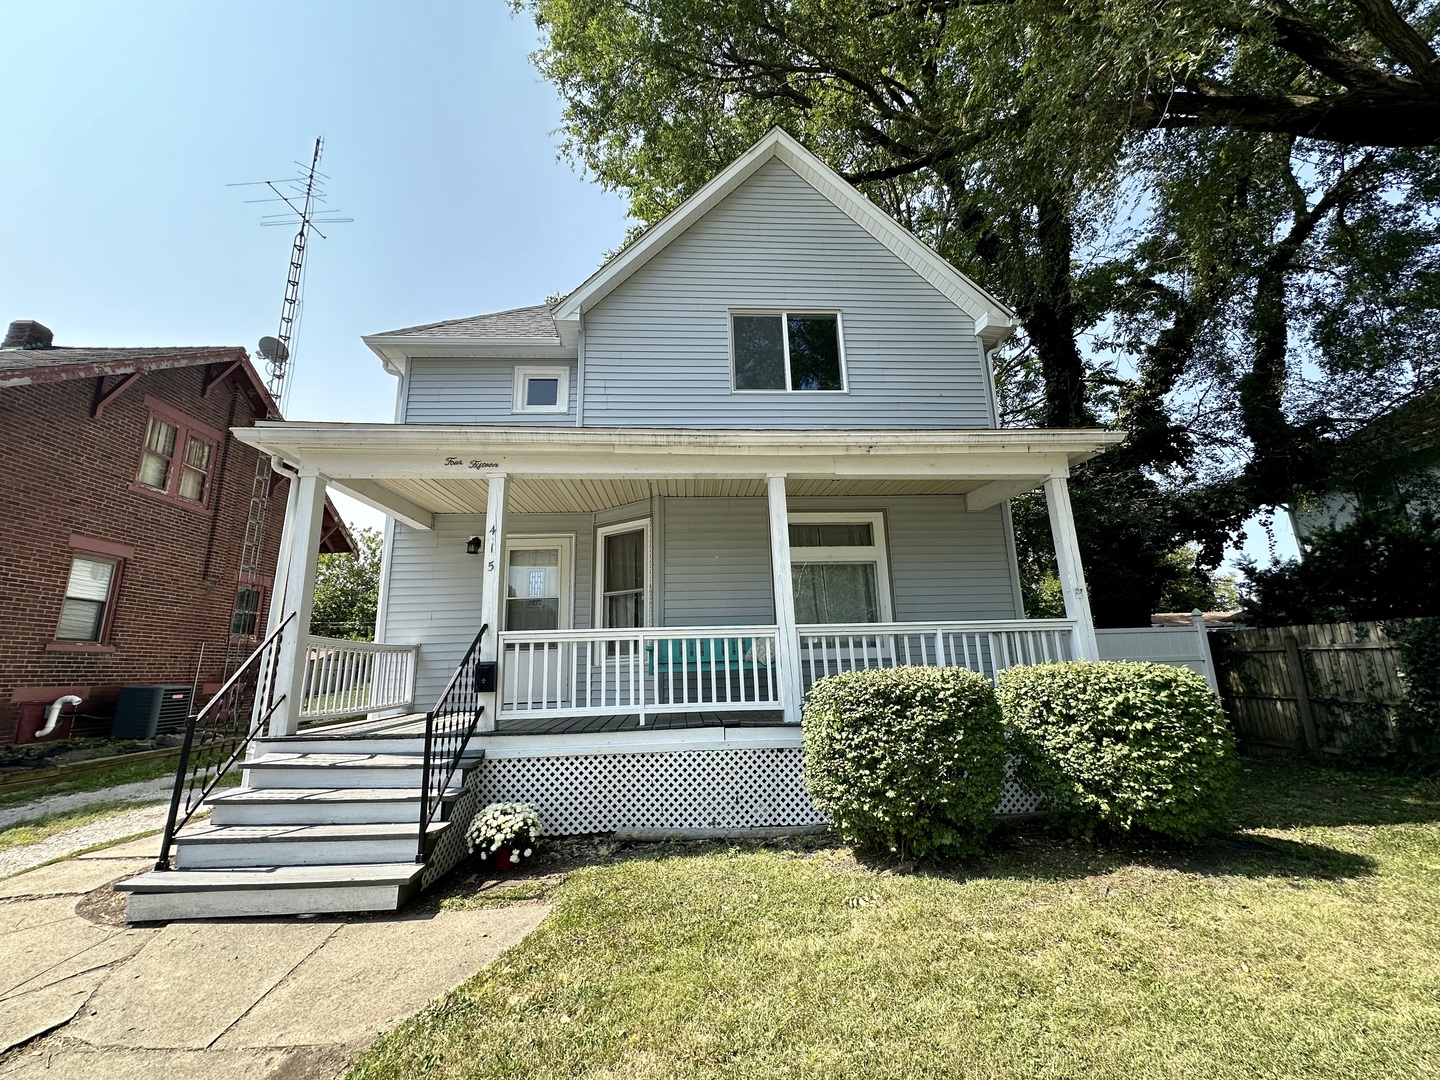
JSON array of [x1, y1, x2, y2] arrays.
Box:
[[379, 512, 593, 705], [583, 159, 992, 429], [380, 496, 1018, 702], [405, 358, 577, 425], [661, 499, 776, 626], [657, 496, 1018, 625]]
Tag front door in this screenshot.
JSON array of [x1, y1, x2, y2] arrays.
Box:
[[501, 537, 573, 710]]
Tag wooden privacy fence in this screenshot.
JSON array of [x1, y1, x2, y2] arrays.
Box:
[[1213, 621, 1407, 754]]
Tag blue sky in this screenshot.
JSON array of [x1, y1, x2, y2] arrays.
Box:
[[1, 2, 629, 418], [1, 0, 1289, 576]]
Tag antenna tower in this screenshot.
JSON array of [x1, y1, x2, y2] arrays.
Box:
[[224, 137, 350, 677]]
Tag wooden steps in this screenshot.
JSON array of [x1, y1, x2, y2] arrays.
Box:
[[116, 717, 483, 921]]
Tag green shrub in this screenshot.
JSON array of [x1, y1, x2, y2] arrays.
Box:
[[801, 666, 1006, 859], [996, 661, 1238, 841]]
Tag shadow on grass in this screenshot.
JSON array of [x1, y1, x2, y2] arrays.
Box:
[[418, 759, 1431, 908], [1230, 759, 1440, 830], [943, 826, 1378, 885]]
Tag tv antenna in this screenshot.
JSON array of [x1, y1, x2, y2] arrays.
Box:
[[223, 137, 351, 680], [229, 137, 352, 409]]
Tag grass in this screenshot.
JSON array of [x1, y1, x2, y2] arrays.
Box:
[[349, 761, 1440, 1080], [0, 754, 181, 811], [0, 800, 163, 852]]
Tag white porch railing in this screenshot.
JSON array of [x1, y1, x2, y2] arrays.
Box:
[[797, 619, 1077, 691], [497, 627, 782, 724], [298, 636, 419, 721]]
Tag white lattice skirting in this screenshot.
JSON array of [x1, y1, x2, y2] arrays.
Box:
[[475, 747, 1041, 836]]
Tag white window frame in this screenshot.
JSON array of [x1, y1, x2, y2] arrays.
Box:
[[500, 535, 574, 631], [594, 519, 652, 628], [729, 309, 848, 393], [512, 365, 570, 414], [788, 511, 893, 623]]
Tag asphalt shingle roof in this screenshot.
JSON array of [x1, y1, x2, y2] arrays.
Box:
[[0, 346, 242, 380], [372, 303, 560, 340]]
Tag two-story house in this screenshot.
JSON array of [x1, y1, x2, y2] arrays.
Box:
[[120, 130, 1121, 920], [0, 321, 354, 746]]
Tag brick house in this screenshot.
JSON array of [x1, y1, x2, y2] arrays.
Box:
[[0, 319, 354, 745]]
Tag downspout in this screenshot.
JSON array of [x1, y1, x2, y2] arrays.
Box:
[[265, 456, 302, 636], [37, 695, 82, 738]]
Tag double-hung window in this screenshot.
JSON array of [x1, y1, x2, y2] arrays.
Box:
[[56, 555, 121, 643], [788, 512, 892, 624], [134, 399, 219, 508], [732, 311, 845, 391]]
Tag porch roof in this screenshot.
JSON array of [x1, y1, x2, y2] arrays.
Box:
[[233, 422, 1124, 527]]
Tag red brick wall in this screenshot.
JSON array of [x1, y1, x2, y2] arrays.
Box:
[[0, 365, 287, 743]]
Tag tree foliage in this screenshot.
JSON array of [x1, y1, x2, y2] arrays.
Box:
[[1242, 504, 1440, 624], [310, 527, 382, 641], [518, 0, 1440, 622]]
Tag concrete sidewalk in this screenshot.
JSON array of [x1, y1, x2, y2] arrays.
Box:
[[0, 834, 549, 1079]]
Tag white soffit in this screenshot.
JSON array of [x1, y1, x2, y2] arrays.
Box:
[[551, 128, 1016, 349]]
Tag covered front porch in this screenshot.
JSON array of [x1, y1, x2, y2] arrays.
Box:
[[234, 423, 1122, 739]]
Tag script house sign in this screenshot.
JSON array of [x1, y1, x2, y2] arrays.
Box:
[[444, 456, 500, 470]]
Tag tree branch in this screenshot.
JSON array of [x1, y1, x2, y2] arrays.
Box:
[[1346, 0, 1440, 92]]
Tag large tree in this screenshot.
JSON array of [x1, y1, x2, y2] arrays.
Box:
[[519, 0, 1440, 622]]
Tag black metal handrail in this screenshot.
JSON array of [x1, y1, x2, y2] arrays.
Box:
[[153, 611, 298, 870], [417, 623, 489, 862]]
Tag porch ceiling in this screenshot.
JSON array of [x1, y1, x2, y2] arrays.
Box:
[[363, 476, 995, 516]]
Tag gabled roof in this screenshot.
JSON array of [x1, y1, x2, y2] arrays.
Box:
[[364, 128, 1017, 371], [552, 128, 1015, 349], [0, 344, 279, 417]]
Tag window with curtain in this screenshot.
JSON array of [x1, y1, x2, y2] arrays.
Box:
[[600, 527, 647, 628], [504, 547, 563, 631], [135, 408, 216, 506], [789, 514, 890, 624]]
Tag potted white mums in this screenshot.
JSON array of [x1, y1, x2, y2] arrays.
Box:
[[465, 802, 541, 871]]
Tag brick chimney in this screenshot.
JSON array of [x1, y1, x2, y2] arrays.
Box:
[[3, 320, 54, 349]]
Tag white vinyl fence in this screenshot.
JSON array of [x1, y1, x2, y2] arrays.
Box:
[[1095, 612, 1218, 692]]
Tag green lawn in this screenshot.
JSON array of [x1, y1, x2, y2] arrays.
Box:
[[0, 801, 163, 853], [349, 762, 1440, 1080]]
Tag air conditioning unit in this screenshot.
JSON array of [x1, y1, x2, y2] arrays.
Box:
[[112, 685, 194, 739]]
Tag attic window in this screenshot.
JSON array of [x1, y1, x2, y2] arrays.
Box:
[[132, 398, 220, 510], [513, 365, 569, 414], [732, 312, 845, 392]]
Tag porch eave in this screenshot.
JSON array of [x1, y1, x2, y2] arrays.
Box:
[[232, 422, 1124, 485]]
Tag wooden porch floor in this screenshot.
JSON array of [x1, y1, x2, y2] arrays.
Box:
[[298, 710, 788, 739]]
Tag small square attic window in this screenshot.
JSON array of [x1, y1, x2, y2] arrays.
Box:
[[513, 365, 569, 413]]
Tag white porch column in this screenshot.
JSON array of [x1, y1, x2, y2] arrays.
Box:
[[271, 468, 328, 736], [476, 474, 508, 733], [262, 469, 300, 640], [1044, 476, 1100, 661], [766, 475, 804, 724]]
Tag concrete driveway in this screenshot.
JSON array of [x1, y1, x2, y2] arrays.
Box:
[[0, 836, 549, 1079]]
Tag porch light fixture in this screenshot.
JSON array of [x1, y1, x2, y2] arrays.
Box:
[[465, 536, 483, 555]]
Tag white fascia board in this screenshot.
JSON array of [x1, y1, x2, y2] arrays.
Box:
[[552, 128, 1016, 339], [362, 334, 577, 375], [234, 423, 1124, 480]]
